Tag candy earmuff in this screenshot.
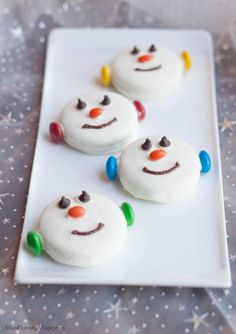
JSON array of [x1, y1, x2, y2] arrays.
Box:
[[199, 150, 211, 173], [182, 51, 192, 71], [49, 122, 64, 143], [121, 202, 135, 226], [133, 100, 146, 121], [27, 231, 43, 256], [101, 65, 111, 86], [106, 156, 118, 180]]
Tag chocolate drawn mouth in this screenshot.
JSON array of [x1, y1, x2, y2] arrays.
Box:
[[143, 162, 180, 175], [71, 223, 104, 236], [134, 65, 162, 72], [82, 117, 117, 129]]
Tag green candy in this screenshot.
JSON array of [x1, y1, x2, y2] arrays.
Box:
[[121, 202, 135, 226], [27, 231, 43, 256]]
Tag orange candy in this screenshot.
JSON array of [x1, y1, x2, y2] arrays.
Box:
[[68, 206, 86, 218], [149, 149, 167, 161], [138, 54, 154, 63], [89, 108, 103, 118]]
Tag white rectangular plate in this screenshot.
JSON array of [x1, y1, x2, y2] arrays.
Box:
[[15, 28, 231, 287]]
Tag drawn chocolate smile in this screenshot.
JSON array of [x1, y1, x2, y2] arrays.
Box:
[[82, 117, 117, 129], [134, 65, 162, 72], [71, 222, 105, 236], [143, 162, 180, 175]]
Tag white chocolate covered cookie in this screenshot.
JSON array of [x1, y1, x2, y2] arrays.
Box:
[[106, 136, 211, 203], [49, 92, 144, 155], [27, 192, 135, 267], [101, 45, 192, 101]]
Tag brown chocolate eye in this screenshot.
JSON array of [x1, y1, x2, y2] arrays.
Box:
[[149, 44, 157, 52], [58, 196, 71, 209], [76, 99, 87, 110], [159, 136, 171, 147], [131, 46, 140, 55], [141, 138, 152, 150], [100, 95, 111, 106], [79, 191, 90, 203]]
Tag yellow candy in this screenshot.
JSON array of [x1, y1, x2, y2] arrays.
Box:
[[182, 51, 192, 71], [101, 65, 111, 86]]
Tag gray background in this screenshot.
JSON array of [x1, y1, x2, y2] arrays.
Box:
[[0, 1, 236, 333]]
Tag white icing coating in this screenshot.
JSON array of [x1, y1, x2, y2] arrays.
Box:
[[111, 47, 184, 100], [39, 193, 127, 267], [60, 91, 138, 154], [119, 136, 201, 203]]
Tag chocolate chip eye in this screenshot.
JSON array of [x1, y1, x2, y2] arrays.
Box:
[[58, 196, 71, 209], [141, 138, 152, 150], [100, 95, 111, 106], [149, 44, 157, 52], [76, 99, 87, 110], [79, 191, 90, 203], [131, 46, 140, 55], [159, 136, 171, 147]]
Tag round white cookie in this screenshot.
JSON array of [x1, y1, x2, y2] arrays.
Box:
[[38, 192, 127, 267], [60, 92, 138, 154], [111, 45, 184, 100], [119, 136, 201, 203]]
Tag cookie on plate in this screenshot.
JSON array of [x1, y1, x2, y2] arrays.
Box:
[[106, 135, 211, 203], [49, 92, 145, 155], [101, 44, 192, 100], [26, 192, 135, 267]]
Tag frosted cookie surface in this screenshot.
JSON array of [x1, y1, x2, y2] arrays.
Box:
[[27, 192, 131, 267], [119, 136, 202, 203], [111, 45, 184, 100], [50, 92, 139, 154]]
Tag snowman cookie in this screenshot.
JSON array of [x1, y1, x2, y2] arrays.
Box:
[[101, 44, 192, 100], [49, 92, 145, 155], [26, 192, 135, 267], [106, 136, 211, 203]]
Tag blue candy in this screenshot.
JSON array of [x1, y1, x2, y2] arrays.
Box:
[[106, 156, 118, 180], [199, 150, 211, 173]]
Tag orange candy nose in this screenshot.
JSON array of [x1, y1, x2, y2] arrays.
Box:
[[149, 149, 167, 161], [89, 108, 103, 118], [138, 54, 154, 63], [68, 206, 86, 218]]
